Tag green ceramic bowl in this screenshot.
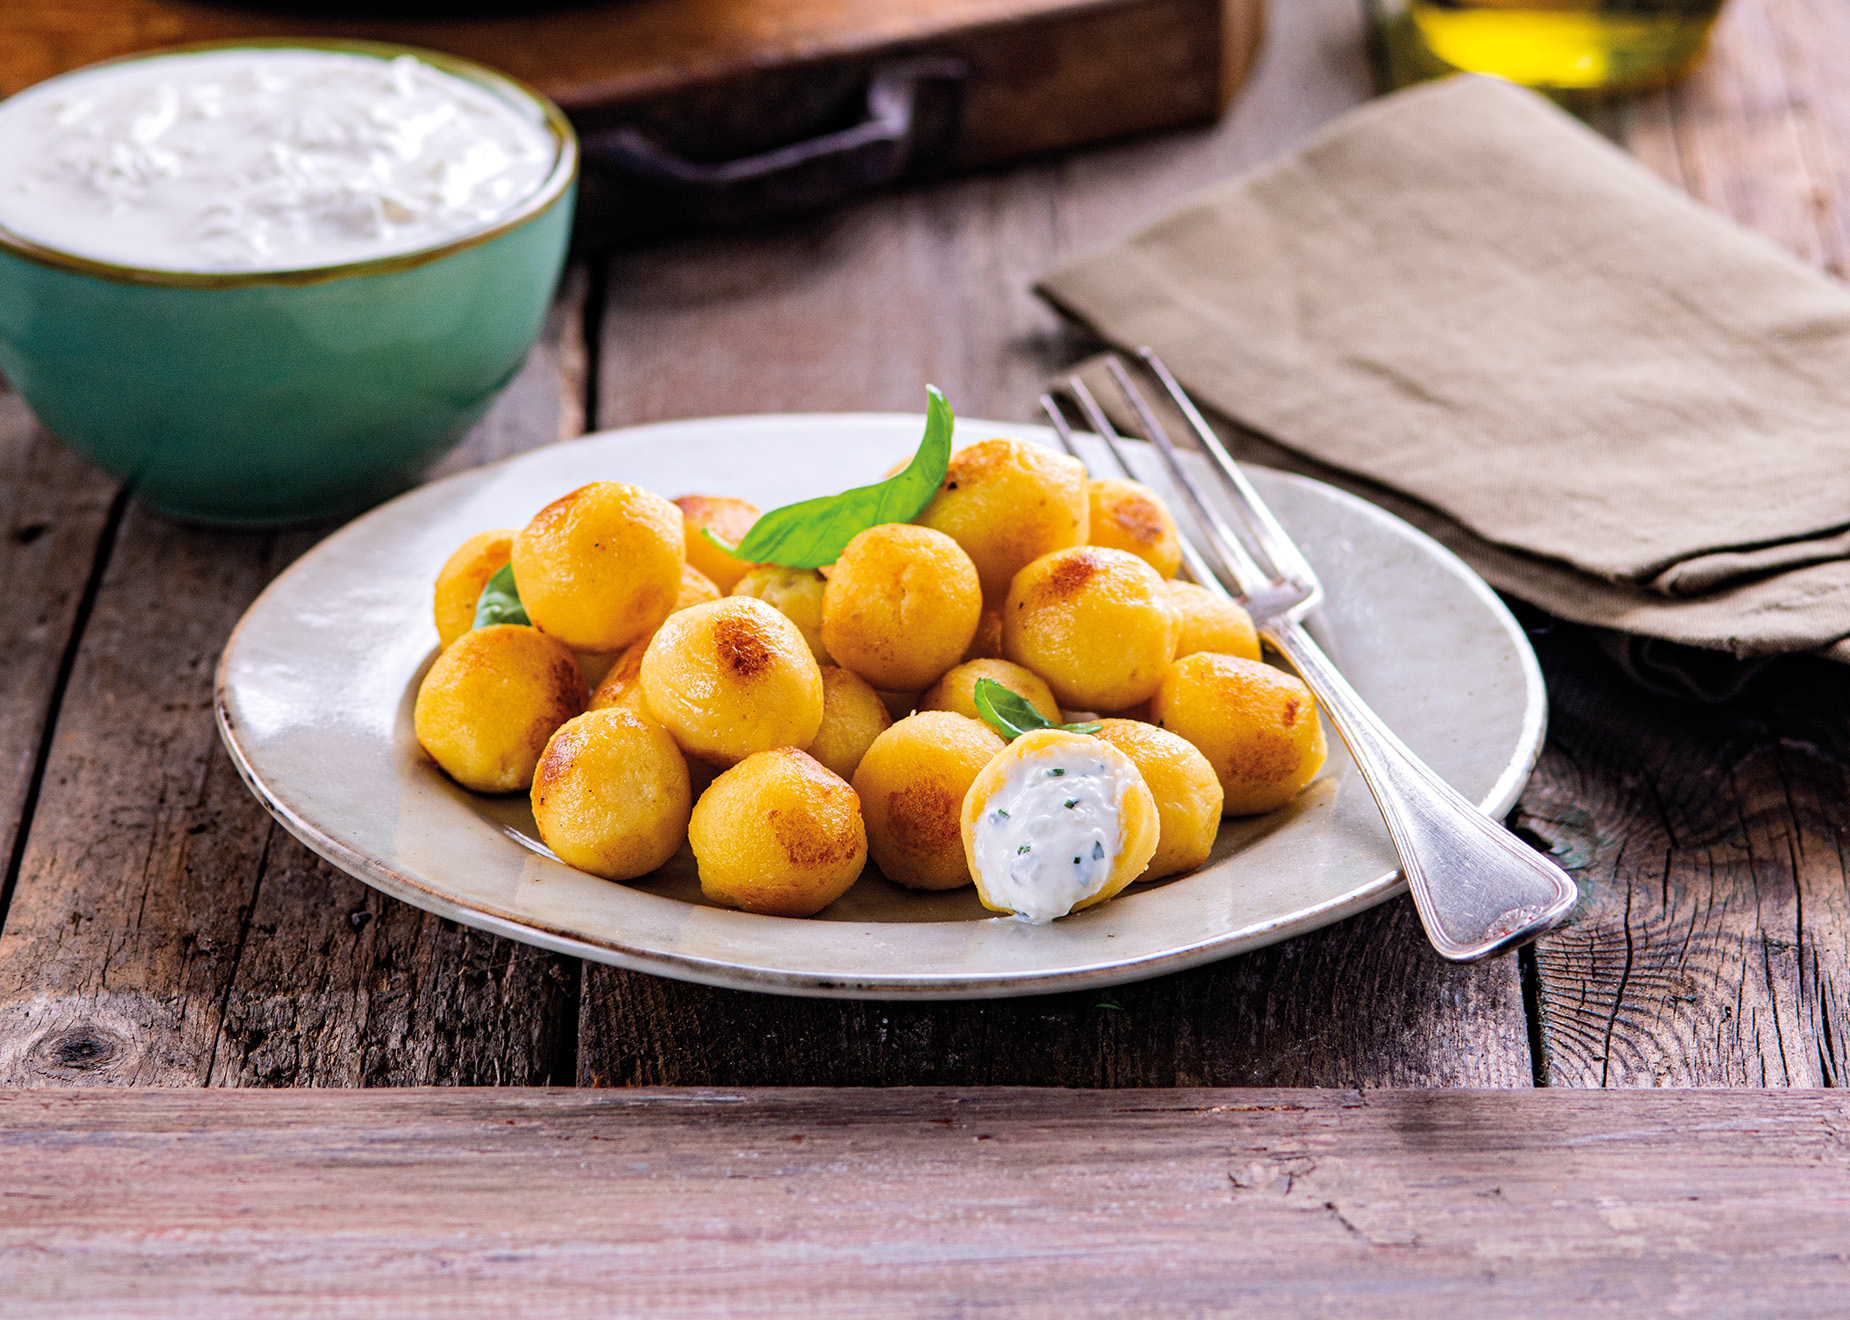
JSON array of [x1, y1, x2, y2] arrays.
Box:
[[0, 40, 578, 526]]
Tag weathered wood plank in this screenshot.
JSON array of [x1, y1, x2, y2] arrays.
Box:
[[0, 391, 118, 918], [581, 0, 1533, 1089], [0, 276, 588, 1087], [583, 895, 1529, 1087], [3, 1086, 1848, 1316], [1517, 628, 1850, 1087], [1516, 0, 1850, 1087]]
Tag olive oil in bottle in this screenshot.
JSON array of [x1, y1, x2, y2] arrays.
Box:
[[1376, 0, 1727, 94]]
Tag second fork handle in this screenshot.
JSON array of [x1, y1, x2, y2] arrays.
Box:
[[1261, 617, 1577, 962]]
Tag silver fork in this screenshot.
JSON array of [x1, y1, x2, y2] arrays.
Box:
[[1040, 350, 1576, 962]]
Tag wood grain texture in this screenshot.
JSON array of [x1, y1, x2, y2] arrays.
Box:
[[0, 393, 118, 917], [1515, 0, 1850, 1088], [581, 0, 1533, 1090], [582, 895, 1530, 1088], [4, 1086, 1849, 1316], [1516, 628, 1850, 1087], [0, 0, 1257, 179], [0, 278, 588, 1088], [0, 0, 1222, 104]]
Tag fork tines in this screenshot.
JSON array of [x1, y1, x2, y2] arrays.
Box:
[[1040, 350, 1319, 625]]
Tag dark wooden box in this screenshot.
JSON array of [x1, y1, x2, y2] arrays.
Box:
[[2, 0, 1265, 239]]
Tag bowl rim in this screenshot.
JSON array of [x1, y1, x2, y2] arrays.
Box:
[[0, 37, 580, 290]]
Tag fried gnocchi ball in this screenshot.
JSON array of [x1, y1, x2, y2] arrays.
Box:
[[1002, 546, 1179, 712], [806, 665, 891, 781], [1087, 478, 1182, 578], [920, 658, 1060, 728], [960, 729, 1160, 922], [732, 565, 831, 665], [853, 711, 1005, 890], [1168, 581, 1261, 662], [639, 597, 825, 766], [433, 529, 515, 650], [821, 524, 981, 691], [675, 494, 761, 593], [1152, 653, 1326, 815], [963, 607, 1005, 662], [531, 709, 691, 881], [513, 482, 684, 654], [914, 438, 1089, 602], [414, 624, 586, 793], [588, 632, 653, 714], [1093, 719, 1222, 881], [687, 748, 867, 916]]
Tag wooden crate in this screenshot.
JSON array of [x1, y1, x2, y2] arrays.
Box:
[[1, 0, 1265, 236]]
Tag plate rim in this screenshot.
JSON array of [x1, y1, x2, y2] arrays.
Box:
[[215, 412, 1548, 999]]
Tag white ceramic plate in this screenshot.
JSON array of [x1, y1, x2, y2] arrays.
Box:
[[216, 414, 1545, 999]]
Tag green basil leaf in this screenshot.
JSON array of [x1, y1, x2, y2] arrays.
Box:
[[972, 677, 1103, 741], [472, 561, 530, 629], [703, 386, 955, 569]]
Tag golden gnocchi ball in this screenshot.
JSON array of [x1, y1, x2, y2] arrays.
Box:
[[588, 632, 653, 715], [1092, 719, 1222, 881], [919, 658, 1060, 728], [806, 665, 892, 782], [1087, 478, 1182, 578], [675, 494, 761, 593], [963, 607, 1005, 662], [1002, 546, 1179, 712], [821, 524, 981, 691], [432, 528, 515, 651], [414, 624, 586, 793], [1152, 653, 1326, 815], [853, 711, 1006, 890], [687, 747, 867, 916], [914, 438, 1089, 602], [732, 565, 831, 665], [531, 708, 691, 881], [1168, 581, 1261, 662], [513, 482, 684, 654], [959, 728, 1160, 922], [639, 597, 825, 766]]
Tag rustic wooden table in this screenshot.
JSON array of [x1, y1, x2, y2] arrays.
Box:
[[2, 0, 1848, 1309]]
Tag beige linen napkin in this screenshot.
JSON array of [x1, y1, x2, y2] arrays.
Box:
[[1037, 74, 1850, 665]]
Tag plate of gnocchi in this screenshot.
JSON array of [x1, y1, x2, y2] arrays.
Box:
[[216, 401, 1546, 999]]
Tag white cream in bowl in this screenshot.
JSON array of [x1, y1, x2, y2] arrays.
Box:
[[0, 48, 559, 273]]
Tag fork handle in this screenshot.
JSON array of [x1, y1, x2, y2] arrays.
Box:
[[1261, 617, 1577, 962]]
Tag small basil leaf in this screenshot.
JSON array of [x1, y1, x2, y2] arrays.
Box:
[[713, 386, 955, 569], [973, 677, 1106, 740], [472, 561, 530, 629], [973, 677, 1052, 740]]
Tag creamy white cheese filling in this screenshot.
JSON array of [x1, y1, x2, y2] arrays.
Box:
[[0, 49, 557, 272], [971, 745, 1135, 924]]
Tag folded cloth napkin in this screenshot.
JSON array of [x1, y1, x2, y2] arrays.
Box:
[[1037, 73, 1850, 668]]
